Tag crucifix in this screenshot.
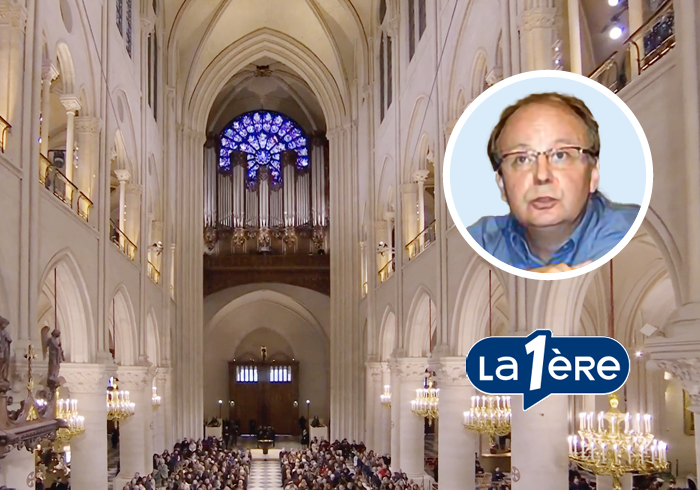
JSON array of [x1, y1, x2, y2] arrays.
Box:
[[25, 344, 36, 393], [261, 346, 267, 362]]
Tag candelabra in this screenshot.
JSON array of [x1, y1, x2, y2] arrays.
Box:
[[568, 394, 668, 490], [380, 385, 392, 407], [463, 395, 512, 445], [411, 373, 439, 425], [151, 386, 161, 409], [54, 398, 85, 445], [106, 378, 135, 421]]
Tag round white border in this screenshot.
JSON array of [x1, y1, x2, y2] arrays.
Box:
[[443, 70, 654, 281]]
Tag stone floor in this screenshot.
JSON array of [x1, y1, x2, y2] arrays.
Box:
[[248, 449, 283, 490]]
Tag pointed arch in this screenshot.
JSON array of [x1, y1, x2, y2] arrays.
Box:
[[109, 285, 138, 366], [146, 308, 161, 367], [451, 255, 510, 356], [55, 42, 76, 94], [470, 49, 489, 100], [402, 95, 429, 183], [378, 307, 397, 361], [37, 250, 94, 363], [187, 28, 347, 134], [405, 287, 437, 357]]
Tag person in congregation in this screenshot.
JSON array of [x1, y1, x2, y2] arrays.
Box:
[[279, 438, 423, 490]]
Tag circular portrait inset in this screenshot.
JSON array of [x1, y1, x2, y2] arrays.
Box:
[[443, 70, 653, 280]]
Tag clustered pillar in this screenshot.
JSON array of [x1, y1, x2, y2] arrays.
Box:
[[62, 363, 114, 490]]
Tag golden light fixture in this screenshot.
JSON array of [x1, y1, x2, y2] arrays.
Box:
[[55, 398, 85, 445], [151, 386, 161, 409], [0, 115, 9, 153], [568, 394, 668, 490], [106, 377, 135, 421], [380, 385, 392, 407], [463, 395, 512, 444], [411, 371, 439, 425]]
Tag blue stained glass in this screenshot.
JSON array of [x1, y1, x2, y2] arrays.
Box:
[[219, 110, 309, 184]]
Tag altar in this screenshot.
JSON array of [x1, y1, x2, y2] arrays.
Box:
[[310, 425, 328, 442]]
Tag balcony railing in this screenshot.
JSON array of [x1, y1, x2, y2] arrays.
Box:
[[0, 115, 9, 153], [40, 155, 93, 222], [378, 259, 395, 283], [406, 220, 437, 261], [589, 0, 674, 93], [148, 261, 161, 284], [110, 219, 137, 261]]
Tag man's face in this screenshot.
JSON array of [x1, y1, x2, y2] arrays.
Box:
[[495, 102, 599, 229]]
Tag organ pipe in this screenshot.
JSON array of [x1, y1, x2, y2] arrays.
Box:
[[259, 166, 270, 229], [204, 142, 217, 227], [208, 132, 329, 253], [311, 137, 326, 227]]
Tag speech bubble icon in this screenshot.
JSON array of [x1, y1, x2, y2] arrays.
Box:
[[466, 330, 630, 410]]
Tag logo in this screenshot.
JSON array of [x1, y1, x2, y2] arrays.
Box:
[[465, 330, 630, 409]]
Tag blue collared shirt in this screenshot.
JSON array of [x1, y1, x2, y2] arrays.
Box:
[[467, 192, 640, 270]]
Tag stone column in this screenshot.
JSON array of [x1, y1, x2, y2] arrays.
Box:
[[375, 220, 388, 273], [389, 359, 401, 471], [74, 116, 102, 201], [414, 170, 429, 249], [60, 95, 81, 183], [115, 169, 131, 248], [125, 183, 142, 248], [401, 183, 418, 256], [0, 0, 27, 160], [366, 362, 381, 450], [511, 395, 569, 489], [328, 124, 362, 440], [520, 0, 559, 71], [436, 357, 476, 490], [152, 367, 169, 454], [395, 358, 428, 480], [40, 64, 59, 156], [113, 366, 155, 490], [61, 363, 113, 490], [0, 447, 35, 489], [650, 358, 700, 477], [380, 363, 391, 455], [567, 0, 582, 74]]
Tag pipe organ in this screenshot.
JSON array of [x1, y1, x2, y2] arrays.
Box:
[[203, 111, 329, 255]]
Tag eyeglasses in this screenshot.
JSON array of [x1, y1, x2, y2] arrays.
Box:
[[497, 146, 597, 171]]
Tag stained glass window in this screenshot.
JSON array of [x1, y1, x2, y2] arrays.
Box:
[[219, 111, 309, 185]]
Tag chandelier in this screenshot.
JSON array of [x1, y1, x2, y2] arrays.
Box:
[[106, 377, 135, 421], [411, 371, 439, 425], [151, 386, 161, 409], [380, 385, 391, 407], [463, 395, 512, 444], [55, 398, 85, 444], [568, 394, 668, 490]]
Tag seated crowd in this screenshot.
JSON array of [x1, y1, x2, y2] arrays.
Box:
[[122, 437, 250, 490], [280, 438, 423, 490]]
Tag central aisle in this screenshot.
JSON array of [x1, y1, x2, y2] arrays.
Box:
[[248, 449, 283, 490]]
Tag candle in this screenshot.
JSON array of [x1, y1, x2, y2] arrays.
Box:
[[636, 414, 641, 433], [624, 413, 630, 434], [598, 412, 604, 432], [579, 413, 585, 431], [611, 416, 617, 434], [613, 444, 619, 464]]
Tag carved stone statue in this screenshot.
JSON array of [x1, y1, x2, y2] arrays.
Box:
[[0, 316, 12, 394], [45, 328, 64, 391]]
